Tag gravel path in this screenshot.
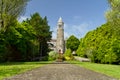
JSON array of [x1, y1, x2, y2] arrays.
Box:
[[4, 62, 117, 80]]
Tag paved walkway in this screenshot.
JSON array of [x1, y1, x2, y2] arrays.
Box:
[[4, 62, 117, 80]]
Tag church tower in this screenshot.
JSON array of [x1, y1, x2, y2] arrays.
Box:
[[56, 17, 65, 53]]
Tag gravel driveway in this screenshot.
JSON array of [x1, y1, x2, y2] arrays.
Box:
[[4, 62, 117, 80]]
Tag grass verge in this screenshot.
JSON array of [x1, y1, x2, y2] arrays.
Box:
[[68, 60, 120, 79], [0, 61, 52, 80]]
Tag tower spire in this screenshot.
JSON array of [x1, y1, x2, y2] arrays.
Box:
[[58, 17, 63, 23], [57, 17, 64, 28]]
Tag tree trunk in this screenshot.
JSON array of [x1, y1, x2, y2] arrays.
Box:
[[39, 41, 42, 58]]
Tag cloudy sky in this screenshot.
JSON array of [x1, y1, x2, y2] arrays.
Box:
[[19, 0, 109, 39]]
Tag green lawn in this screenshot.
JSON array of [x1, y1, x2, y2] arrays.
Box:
[[0, 61, 52, 80], [68, 61, 120, 79]]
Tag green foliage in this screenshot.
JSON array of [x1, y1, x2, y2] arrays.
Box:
[[64, 49, 74, 60], [106, 0, 120, 22], [28, 13, 52, 57], [0, 0, 30, 32], [0, 0, 51, 62], [66, 35, 80, 51], [76, 38, 86, 57], [0, 0, 37, 62], [0, 13, 52, 62], [106, 0, 120, 39], [64, 49, 72, 57], [48, 51, 57, 61], [77, 22, 120, 64], [0, 22, 35, 61]]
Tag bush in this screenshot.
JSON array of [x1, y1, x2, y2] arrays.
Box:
[[48, 51, 57, 61], [41, 56, 48, 61], [64, 49, 74, 60]]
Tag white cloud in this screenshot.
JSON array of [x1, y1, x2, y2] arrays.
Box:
[[64, 22, 93, 39]]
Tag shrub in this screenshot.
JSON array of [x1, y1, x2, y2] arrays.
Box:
[[64, 49, 74, 60], [48, 51, 57, 61]]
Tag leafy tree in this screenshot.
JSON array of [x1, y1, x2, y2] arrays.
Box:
[[106, 0, 120, 37], [1, 22, 36, 61], [0, 32, 7, 62], [66, 35, 80, 51], [76, 38, 86, 57], [48, 51, 57, 61], [15, 22, 36, 61], [77, 22, 120, 64], [106, 0, 120, 22], [0, 12, 52, 62], [0, 0, 30, 62], [64, 49, 73, 60], [0, 1, 52, 62], [64, 49, 72, 57], [0, 0, 30, 32], [27, 13, 52, 57]]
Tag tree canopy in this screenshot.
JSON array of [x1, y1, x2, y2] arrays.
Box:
[[27, 12, 52, 57], [0, 1, 52, 62], [106, 0, 120, 37], [76, 0, 120, 64], [0, 0, 30, 32], [66, 35, 80, 51]]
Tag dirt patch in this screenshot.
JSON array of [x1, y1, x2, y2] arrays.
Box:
[[4, 62, 117, 80]]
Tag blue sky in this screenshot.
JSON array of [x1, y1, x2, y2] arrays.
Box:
[[20, 0, 109, 39]]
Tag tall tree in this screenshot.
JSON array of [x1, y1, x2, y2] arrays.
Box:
[[66, 35, 80, 52], [0, 0, 30, 32], [28, 13, 52, 57], [106, 0, 120, 22], [0, 0, 30, 62], [106, 0, 120, 38]]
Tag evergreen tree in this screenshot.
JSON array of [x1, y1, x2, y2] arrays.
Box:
[[28, 13, 52, 57]]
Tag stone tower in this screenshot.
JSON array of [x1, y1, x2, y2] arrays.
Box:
[[56, 17, 65, 53]]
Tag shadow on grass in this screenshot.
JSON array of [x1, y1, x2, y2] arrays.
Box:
[[0, 60, 82, 65], [0, 61, 54, 66], [51, 60, 84, 64]]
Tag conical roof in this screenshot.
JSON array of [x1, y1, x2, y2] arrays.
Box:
[[58, 17, 63, 23]]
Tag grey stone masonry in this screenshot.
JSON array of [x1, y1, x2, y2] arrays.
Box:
[[56, 17, 65, 53]]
